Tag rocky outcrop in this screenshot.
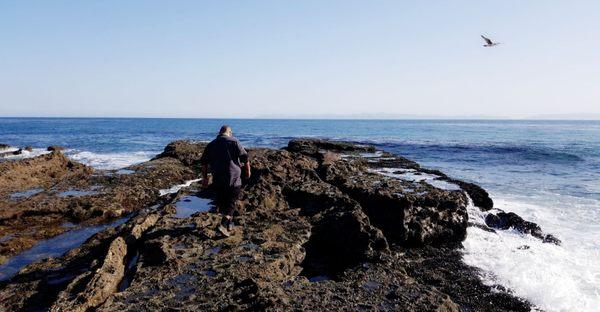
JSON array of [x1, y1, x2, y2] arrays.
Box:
[[0, 152, 90, 195], [485, 210, 561, 244], [48, 212, 161, 312], [318, 158, 468, 246], [0, 139, 542, 311], [47, 145, 65, 152], [447, 179, 494, 210], [153, 140, 207, 167], [52, 237, 128, 312], [286, 138, 376, 155], [0, 147, 197, 263]]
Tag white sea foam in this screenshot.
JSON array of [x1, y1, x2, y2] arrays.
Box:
[[67, 150, 155, 170], [359, 151, 384, 158], [0, 146, 18, 152], [371, 166, 600, 311], [462, 196, 600, 312], [0, 148, 50, 160], [370, 167, 461, 191], [159, 179, 202, 196]]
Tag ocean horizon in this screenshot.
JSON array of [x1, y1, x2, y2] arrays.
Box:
[[2, 116, 600, 120]]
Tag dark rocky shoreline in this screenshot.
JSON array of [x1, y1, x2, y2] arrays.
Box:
[[0, 139, 558, 311]]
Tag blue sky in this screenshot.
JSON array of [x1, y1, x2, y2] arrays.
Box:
[[1, 1, 599, 118]]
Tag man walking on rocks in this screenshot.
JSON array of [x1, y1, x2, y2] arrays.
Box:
[[200, 125, 251, 236]]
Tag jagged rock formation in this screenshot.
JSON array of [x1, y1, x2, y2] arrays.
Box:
[[0, 139, 558, 311]]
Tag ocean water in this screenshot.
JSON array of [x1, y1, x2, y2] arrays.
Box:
[[1, 118, 599, 311]]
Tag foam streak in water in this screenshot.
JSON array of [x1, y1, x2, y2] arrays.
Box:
[[370, 167, 461, 191], [159, 179, 202, 196], [0, 148, 50, 160]]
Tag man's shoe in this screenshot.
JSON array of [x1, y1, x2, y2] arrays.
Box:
[[217, 224, 231, 237]]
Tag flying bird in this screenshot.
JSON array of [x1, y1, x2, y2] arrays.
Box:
[[481, 35, 500, 47]]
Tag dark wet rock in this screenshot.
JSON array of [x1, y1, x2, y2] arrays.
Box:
[[299, 199, 388, 277], [47, 145, 65, 152], [0, 139, 534, 311], [485, 211, 561, 245], [318, 159, 468, 246], [399, 246, 531, 312], [286, 138, 375, 156], [0, 144, 9, 149], [24, 146, 33, 152], [449, 179, 494, 210], [541, 234, 561, 244]]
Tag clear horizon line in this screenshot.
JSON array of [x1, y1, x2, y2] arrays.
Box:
[[1, 115, 600, 121]]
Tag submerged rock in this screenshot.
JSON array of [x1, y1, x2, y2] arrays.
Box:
[[485, 210, 561, 245], [47, 145, 65, 152], [0, 139, 536, 311]]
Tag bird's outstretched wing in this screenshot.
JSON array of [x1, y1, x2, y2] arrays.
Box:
[[481, 35, 493, 45]]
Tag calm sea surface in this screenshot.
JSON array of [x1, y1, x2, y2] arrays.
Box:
[[1, 118, 599, 311]]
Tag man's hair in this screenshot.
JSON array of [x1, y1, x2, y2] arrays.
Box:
[[219, 125, 232, 135]]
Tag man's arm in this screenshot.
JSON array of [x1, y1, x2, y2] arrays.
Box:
[[243, 160, 251, 179], [200, 143, 211, 188], [237, 140, 251, 179], [202, 164, 209, 188]]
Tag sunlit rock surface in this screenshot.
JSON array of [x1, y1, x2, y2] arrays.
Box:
[[0, 139, 556, 311]]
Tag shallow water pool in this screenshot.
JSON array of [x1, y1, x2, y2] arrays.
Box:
[[0, 216, 130, 281], [174, 195, 214, 218]]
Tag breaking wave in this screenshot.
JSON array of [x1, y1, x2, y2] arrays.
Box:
[[0, 147, 50, 161], [67, 150, 156, 170], [462, 195, 600, 312]]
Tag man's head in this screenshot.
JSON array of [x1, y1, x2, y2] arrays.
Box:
[[219, 125, 232, 136]]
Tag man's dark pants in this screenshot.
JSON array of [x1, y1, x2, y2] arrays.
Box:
[[213, 184, 242, 217]]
